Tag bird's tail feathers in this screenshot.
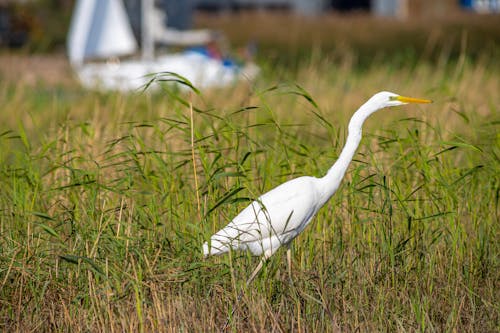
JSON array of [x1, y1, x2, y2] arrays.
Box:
[[203, 239, 232, 257]]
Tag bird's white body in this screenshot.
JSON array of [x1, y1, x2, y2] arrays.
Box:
[[203, 176, 324, 257], [203, 92, 431, 260]]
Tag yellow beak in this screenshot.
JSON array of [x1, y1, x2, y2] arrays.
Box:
[[395, 95, 433, 104]]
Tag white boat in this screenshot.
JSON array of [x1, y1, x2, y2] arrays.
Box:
[[67, 0, 258, 91]]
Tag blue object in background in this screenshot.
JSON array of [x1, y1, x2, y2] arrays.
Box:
[[460, 0, 473, 8]]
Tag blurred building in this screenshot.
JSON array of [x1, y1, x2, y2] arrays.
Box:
[[195, 0, 500, 16], [372, 0, 462, 18], [195, 0, 367, 13]]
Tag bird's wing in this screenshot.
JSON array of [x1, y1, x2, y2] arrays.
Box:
[[210, 176, 319, 247]]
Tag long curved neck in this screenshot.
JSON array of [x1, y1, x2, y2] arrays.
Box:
[[318, 100, 381, 203]]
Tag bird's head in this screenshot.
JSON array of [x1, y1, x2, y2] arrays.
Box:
[[349, 91, 432, 132], [373, 91, 432, 108]]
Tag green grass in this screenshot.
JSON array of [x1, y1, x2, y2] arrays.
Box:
[[0, 52, 499, 331]]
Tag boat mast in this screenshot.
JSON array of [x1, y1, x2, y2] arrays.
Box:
[[141, 0, 154, 60]]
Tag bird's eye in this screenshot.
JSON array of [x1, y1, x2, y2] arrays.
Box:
[[389, 96, 398, 101]]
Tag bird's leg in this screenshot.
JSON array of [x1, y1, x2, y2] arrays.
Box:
[[222, 256, 267, 331], [286, 247, 292, 280], [287, 248, 293, 285], [246, 256, 266, 286]]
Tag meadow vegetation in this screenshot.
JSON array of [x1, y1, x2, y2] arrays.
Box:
[[0, 13, 499, 332]]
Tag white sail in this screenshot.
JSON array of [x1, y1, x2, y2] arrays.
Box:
[[67, 0, 137, 65]]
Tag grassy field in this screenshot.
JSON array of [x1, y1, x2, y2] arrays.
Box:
[[1, 14, 499, 332]]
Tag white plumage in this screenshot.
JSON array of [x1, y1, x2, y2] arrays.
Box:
[[203, 176, 322, 258]]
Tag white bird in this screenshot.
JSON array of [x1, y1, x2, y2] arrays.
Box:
[[203, 91, 432, 284]]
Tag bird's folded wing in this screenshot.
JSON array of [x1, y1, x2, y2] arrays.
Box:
[[212, 180, 317, 245]]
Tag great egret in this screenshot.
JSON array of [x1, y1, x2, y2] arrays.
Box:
[[203, 91, 431, 284]]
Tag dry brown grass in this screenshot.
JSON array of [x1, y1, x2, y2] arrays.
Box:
[[196, 11, 500, 67]]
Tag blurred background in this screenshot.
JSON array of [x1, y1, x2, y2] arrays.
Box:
[[0, 0, 499, 88]]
